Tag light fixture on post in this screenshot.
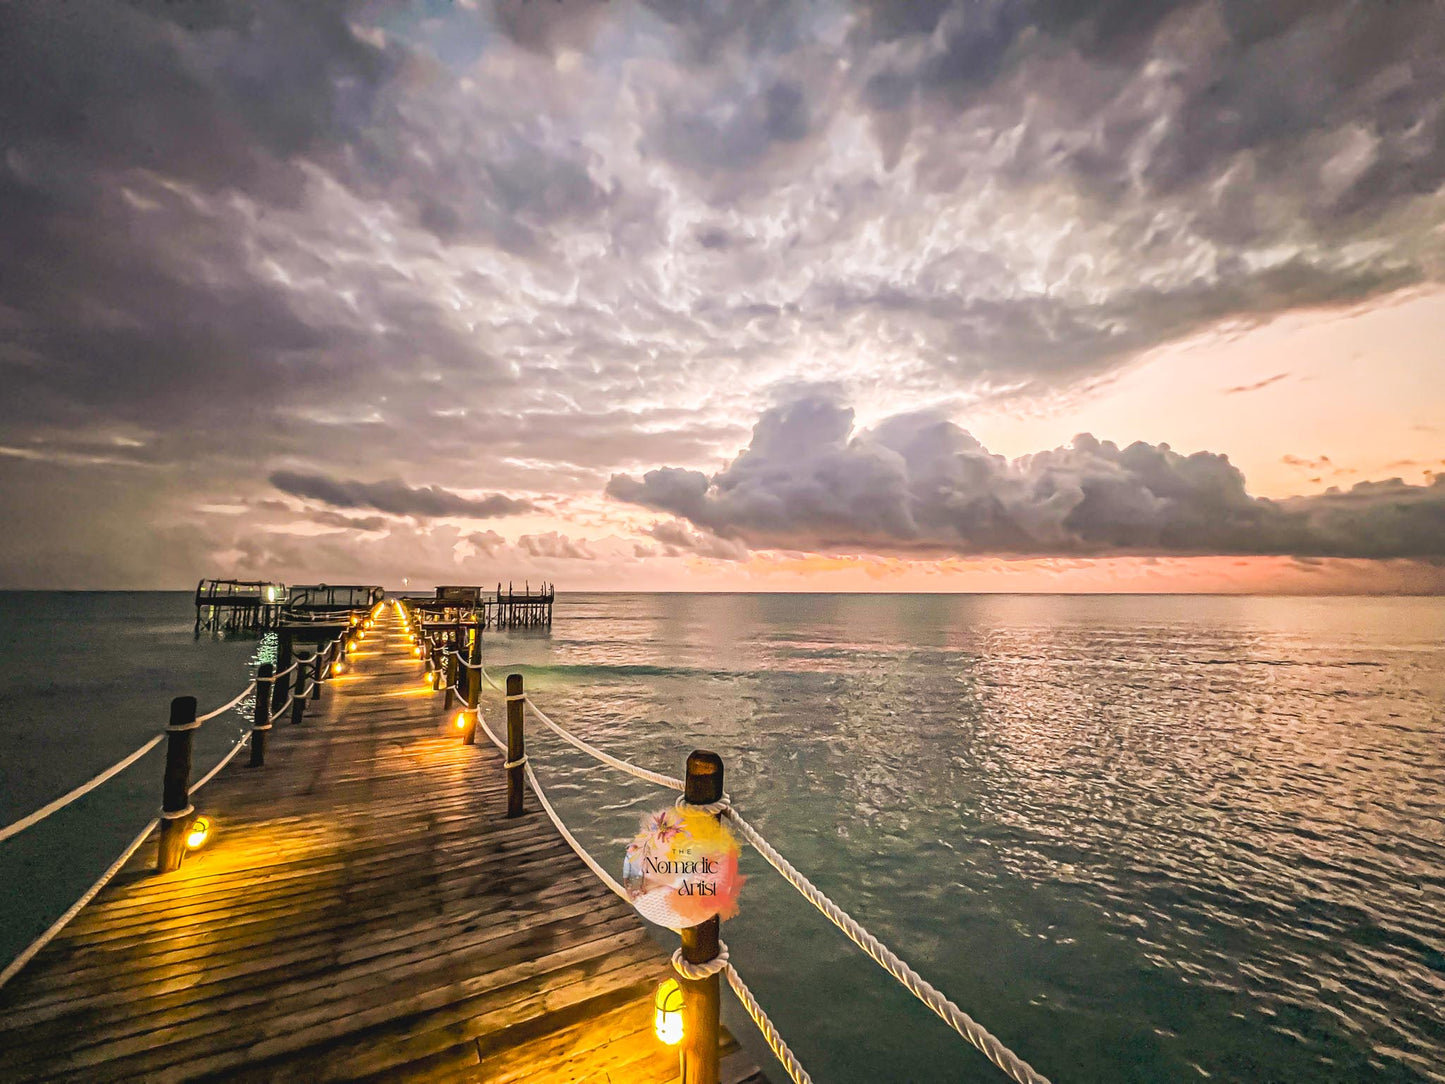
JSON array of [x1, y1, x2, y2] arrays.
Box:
[[186, 816, 212, 850], [654, 978, 685, 1046]]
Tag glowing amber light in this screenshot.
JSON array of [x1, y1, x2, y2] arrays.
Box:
[[186, 816, 211, 850], [654, 979, 684, 1045], [413, 647, 423, 658], [455, 713, 467, 730], [332, 661, 344, 676]]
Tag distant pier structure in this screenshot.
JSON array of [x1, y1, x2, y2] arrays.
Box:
[[404, 583, 554, 631], [194, 581, 384, 636], [193, 579, 285, 635]]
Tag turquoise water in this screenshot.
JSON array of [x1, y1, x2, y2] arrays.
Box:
[[1, 593, 1442, 1082]]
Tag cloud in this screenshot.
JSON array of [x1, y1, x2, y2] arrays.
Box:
[[269, 470, 533, 519], [608, 391, 1445, 559], [646, 520, 751, 562], [517, 532, 595, 560], [1, 0, 1443, 587], [1225, 373, 1290, 395]]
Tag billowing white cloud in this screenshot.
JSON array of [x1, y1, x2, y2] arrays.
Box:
[[609, 392, 1445, 558]]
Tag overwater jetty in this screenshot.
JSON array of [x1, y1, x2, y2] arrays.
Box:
[[0, 602, 760, 1082], [0, 595, 1053, 1084], [411, 583, 555, 631], [194, 581, 384, 636]]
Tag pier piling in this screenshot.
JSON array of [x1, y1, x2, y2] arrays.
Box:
[[249, 663, 273, 767], [506, 672, 526, 817], [681, 749, 726, 1084], [156, 696, 197, 874]]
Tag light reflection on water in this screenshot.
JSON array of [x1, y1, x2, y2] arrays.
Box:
[[490, 594, 1445, 1083]]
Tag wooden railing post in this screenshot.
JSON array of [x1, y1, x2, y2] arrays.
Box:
[[443, 631, 457, 711], [505, 673, 525, 817], [249, 663, 273, 767], [311, 645, 323, 701], [274, 627, 293, 718], [462, 626, 480, 746], [291, 653, 308, 724], [157, 696, 198, 874], [680, 750, 724, 1084]]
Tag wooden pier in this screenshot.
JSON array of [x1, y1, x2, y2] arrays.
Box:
[[0, 605, 761, 1083], [406, 583, 554, 632], [194, 578, 286, 635]]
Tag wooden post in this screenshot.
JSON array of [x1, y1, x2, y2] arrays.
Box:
[[291, 652, 308, 724], [505, 673, 525, 817], [311, 646, 323, 700], [680, 750, 725, 1084], [249, 663, 273, 767], [444, 629, 458, 711], [274, 628, 293, 717], [157, 696, 198, 874], [462, 626, 480, 746]]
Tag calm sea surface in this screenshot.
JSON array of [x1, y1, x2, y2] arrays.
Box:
[[1, 592, 1442, 1083]]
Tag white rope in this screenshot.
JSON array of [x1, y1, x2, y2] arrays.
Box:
[[0, 734, 164, 844], [269, 695, 294, 723], [194, 680, 257, 724], [677, 794, 732, 815], [726, 962, 814, 1084], [503, 755, 528, 770], [475, 713, 629, 901], [0, 816, 159, 991], [188, 733, 251, 795], [671, 941, 730, 980], [725, 807, 1052, 1084], [274, 661, 299, 679], [519, 696, 684, 791], [470, 647, 1029, 1084]]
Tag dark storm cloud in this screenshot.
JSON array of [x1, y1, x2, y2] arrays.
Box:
[[1, 0, 1444, 586], [608, 393, 1445, 559], [269, 471, 533, 519]]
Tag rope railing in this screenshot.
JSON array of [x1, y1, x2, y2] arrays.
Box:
[[0, 734, 164, 844], [0, 815, 160, 992], [189, 732, 251, 795], [467, 661, 812, 1084], [726, 806, 1050, 1084], [472, 644, 1053, 1084], [195, 679, 256, 724], [726, 963, 813, 1084], [476, 660, 686, 791]]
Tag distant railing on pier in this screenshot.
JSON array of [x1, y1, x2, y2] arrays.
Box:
[[0, 603, 380, 990], [407, 603, 1052, 1084]]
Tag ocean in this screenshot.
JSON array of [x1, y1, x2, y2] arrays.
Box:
[[1, 592, 1441, 1083]]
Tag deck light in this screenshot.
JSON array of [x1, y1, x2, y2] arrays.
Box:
[[455, 712, 467, 730], [186, 816, 211, 850], [654, 979, 684, 1045], [332, 660, 345, 676]]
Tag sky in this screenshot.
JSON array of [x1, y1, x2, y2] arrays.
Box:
[[0, 0, 1442, 593]]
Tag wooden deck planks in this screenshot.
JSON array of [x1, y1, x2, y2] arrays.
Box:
[[0, 608, 766, 1083]]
